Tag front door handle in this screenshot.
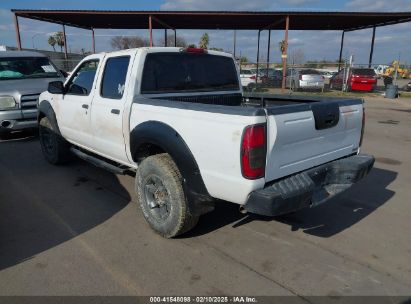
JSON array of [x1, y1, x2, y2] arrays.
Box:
[[82, 104, 89, 109], [111, 109, 120, 115]]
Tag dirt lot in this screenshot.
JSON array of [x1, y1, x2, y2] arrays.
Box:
[[0, 96, 410, 297]]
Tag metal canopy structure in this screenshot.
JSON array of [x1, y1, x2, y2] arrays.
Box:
[[11, 9, 411, 90], [10, 10, 411, 31]]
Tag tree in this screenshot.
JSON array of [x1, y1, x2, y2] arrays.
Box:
[[290, 48, 305, 66], [199, 33, 209, 49], [53, 32, 65, 53], [209, 47, 224, 51], [110, 36, 149, 50], [48, 35, 56, 52], [240, 56, 248, 64], [157, 34, 187, 47]]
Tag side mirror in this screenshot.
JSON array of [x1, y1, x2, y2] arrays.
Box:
[[59, 69, 68, 78], [48, 81, 65, 94]]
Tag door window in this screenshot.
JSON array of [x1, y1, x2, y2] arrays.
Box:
[[66, 60, 99, 95], [100, 56, 130, 99]]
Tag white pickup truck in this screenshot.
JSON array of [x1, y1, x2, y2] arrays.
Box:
[[38, 47, 374, 238]]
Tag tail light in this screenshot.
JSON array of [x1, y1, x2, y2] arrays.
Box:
[[359, 108, 365, 147], [241, 124, 266, 179], [250, 75, 256, 80], [184, 47, 206, 53]]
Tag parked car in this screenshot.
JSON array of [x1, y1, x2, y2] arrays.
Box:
[[286, 68, 325, 91], [322, 71, 337, 79], [260, 69, 283, 87], [240, 69, 257, 88], [38, 47, 374, 238], [330, 68, 377, 92], [0, 51, 64, 135]]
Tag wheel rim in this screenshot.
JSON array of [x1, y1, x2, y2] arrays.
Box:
[[143, 174, 171, 221], [40, 125, 55, 156]]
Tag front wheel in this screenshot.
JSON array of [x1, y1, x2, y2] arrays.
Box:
[[39, 116, 71, 165], [135, 153, 199, 238]]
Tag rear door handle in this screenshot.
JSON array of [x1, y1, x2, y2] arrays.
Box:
[[82, 104, 89, 109], [111, 109, 120, 115]]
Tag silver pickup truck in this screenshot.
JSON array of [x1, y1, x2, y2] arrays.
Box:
[[0, 51, 64, 135]]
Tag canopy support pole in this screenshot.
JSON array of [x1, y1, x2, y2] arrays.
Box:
[[233, 30, 236, 58], [174, 30, 177, 47], [164, 29, 167, 47], [266, 29, 271, 78], [62, 24, 68, 60], [149, 15, 153, 47], [91, 28, 96, 53], [256, 30, 261, 84], [281, 16, 290, 92], [338, 30, 345, 71], [369, 26, 376, 68], [14, 14, 22, 50]]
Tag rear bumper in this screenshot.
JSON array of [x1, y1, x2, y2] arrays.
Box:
[[243, 154, 374, 216], [299, 81, 324, 89], [351, 82, 376, 92]]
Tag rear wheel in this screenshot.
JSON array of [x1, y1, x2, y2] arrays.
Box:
[[39, 116, 71, 165], [135, 153, 199, 238]]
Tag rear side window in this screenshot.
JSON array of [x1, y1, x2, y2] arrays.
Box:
[[101, 56, 130, 99], [141, 52, 239, 94]]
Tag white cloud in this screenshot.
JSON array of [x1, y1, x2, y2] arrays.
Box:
[[345, 0, 411, 11], [160, 0, 318, 11]]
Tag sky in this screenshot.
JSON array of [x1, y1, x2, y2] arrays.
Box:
[[1, 0, 411, 65]]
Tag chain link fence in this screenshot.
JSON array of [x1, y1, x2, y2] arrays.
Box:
[[238, 61, 411, 94]]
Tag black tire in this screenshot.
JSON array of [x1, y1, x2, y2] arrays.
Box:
[[135, 153, 199, 238], [39, 116, 71, 165], [0, 130, 9, 140]]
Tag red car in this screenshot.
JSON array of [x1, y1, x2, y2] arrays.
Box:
[[330, 68, 377, 92]]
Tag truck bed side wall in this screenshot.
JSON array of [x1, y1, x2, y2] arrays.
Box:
[[129, 99, 266, 204]]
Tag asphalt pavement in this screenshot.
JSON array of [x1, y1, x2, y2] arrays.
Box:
[[0, 97, 410, 298]]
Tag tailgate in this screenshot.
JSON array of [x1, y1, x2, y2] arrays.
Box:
[[264, 99, 363, 182]]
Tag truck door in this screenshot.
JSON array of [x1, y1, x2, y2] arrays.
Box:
[[57, 56, 102, 147], [89, 53, 133, 163]]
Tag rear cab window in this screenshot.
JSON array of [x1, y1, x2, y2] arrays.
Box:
[[300, 69, 320, 75], [141, 52, 239, 94], [351, 68, 376, 76]]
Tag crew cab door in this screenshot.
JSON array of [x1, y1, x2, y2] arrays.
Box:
[[89, 52, 133, 163], [57, 56, 102, 146]]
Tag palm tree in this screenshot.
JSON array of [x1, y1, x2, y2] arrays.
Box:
[[199, 33, 209, 49], [54, 32, 65, 53], [48, 36, 56, 51]]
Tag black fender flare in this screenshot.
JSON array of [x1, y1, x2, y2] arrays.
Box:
[[130, 121, 214, 215], [38, 100, 61, 135]]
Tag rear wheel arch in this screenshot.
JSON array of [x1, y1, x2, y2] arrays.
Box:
[[130, 121, 213, 214]]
